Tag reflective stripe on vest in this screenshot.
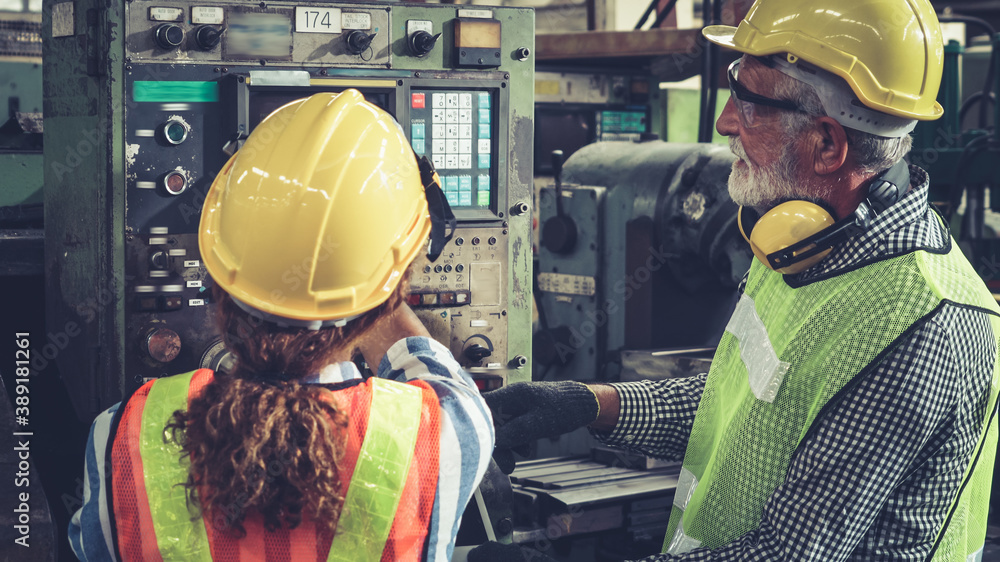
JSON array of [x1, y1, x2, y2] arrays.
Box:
[[138, 373, 425, 561], [140, 370, 212, 561], [327, 377, 423, 562], [663, 242, 1000, 558]]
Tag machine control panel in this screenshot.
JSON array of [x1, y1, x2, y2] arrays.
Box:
[[46, 0, 533, 416]]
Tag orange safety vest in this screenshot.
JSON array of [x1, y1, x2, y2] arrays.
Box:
[[109, 369, 441, 561]]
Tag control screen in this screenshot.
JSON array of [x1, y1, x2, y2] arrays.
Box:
[[409, 89, 495, 209]]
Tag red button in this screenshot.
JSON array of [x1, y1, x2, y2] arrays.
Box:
[[406, 293, 422, 306], [412, 93, 426, 109]]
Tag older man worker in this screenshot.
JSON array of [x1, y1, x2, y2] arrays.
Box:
[[471, 1, 1000, 561]]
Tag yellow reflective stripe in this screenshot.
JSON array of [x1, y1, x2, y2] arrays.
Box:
[[139, 371, 212, 561], [327, 378, 423, 562]]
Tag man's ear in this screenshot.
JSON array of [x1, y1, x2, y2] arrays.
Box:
[[812, 116, 849, 176]]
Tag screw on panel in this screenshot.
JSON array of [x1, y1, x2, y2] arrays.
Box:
[[320, 69, 328, 75], [415, 71, 422, 78], [503, 73, 510, 79]]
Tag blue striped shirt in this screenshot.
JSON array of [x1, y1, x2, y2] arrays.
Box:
[[68, 336, 494, 562]]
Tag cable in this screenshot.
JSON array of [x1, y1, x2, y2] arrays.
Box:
[[959, 91, 996, 128], [698, 0, 718, 142], [635, 0, 660, 30], [651, 0, 681, 29], [946, 133, 993, 222], [939, 15, 997, 130]]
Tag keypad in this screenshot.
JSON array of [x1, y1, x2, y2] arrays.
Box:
[[411, 89, 494, 208]]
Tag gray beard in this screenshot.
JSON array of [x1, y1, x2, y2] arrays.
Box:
[[727, 136, 810, 213]]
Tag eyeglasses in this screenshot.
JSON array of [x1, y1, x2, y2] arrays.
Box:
[[728, 59, 806, 128]]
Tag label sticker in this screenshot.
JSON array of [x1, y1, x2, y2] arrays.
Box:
[[295, 7, 342, 33], [458, 9, 493, 19], [186, 280, 203, 288], [189, 299, 205, 307], [341, 12, 371, 30], [149, 7, 184, 22], [407, 20, 432, 35], [52, 2, 74, 38], [191, 7, 224, 25], [183, 260, 200, 268]]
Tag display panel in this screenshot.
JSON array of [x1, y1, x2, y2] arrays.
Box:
[[409, 88, 496, 210]]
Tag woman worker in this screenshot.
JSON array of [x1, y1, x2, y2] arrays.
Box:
[[68, 90, 494, 562]]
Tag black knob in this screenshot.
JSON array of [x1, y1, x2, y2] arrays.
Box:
[[542, 215, 578, 254], [408, 30, 441, 57], [149, 251, 169, 270], [195, 25, 222, 50], [345, 30, 377, 55], [464, 344, 492, 362], [154, 24, 184, 50]]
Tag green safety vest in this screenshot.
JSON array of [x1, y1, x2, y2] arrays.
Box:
[[663, 241, 1000, 562]]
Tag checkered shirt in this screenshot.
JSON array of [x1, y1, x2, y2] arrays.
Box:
[[598, 166, 999, 561]]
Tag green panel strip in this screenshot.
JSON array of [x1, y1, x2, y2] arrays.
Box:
[[133, 81, 219, 103], [139, 371, 213, 561], [327, 378, 423, 562]]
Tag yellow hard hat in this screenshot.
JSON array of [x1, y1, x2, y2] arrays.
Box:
[[199, 90, 431, 327], [703, 0, 944, 121]]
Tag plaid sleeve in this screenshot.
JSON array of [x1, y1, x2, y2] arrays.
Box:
[[68, 403, 120, 562], [592, 375, 707, 461], [378, 336, 495, 562], [629, 304, 996, 561]]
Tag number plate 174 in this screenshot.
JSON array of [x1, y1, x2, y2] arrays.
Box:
[[295, 7, 342, 33]]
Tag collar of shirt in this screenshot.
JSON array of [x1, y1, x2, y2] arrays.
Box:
[[300, 362, 364, 384], [792, 165, 947, 283]]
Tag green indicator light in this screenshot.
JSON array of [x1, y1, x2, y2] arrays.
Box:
[[166, 123, 186, 143]]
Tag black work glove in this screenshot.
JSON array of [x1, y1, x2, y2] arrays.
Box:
[[467, 541, 558, 562], [483, 381, 600, 474]]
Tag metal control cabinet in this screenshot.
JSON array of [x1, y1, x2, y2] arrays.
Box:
[[43, 0, 534, 419]]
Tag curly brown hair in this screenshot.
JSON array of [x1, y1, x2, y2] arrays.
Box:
[[165, 280, 407, 537]]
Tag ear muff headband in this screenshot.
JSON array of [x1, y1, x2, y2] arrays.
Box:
[[739, 160, 909, 274]]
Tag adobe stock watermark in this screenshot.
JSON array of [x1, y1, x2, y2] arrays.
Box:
[[48, 65, 174, 181], [553, 243, 676, 362]]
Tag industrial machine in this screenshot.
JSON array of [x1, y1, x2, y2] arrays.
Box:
[[534, 141, 750, 382], [41, 0, 535, 421], [0, 11, 42, 213], [533, 68, 661, 175]]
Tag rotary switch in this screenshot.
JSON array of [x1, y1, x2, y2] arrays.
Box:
[[345, 30, 377, 55], [154, 24, 184, 50], [408, 30, 441, 57], [195, 25, 222, 50]]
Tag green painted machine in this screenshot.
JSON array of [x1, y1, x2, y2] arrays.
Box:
[[910, 33, 1000, 292], [42, 0, 535, 421]]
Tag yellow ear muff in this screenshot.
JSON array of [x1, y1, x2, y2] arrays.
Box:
[[738, 201, 837, 275]]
